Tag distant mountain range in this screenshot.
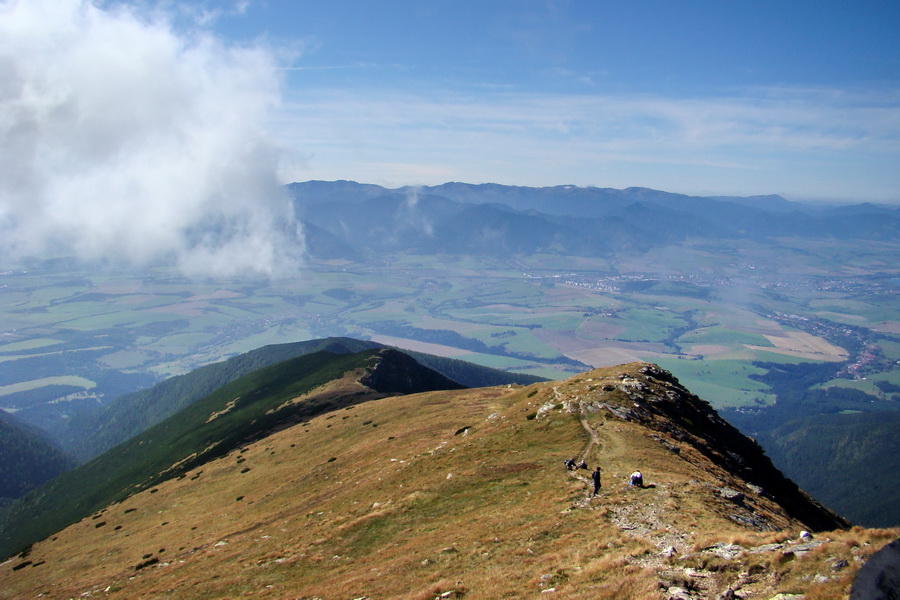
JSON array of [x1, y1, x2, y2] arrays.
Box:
[[289, 181, 899, 260]]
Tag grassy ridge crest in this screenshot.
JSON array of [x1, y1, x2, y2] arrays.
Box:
[[0, 348, 450, 560]]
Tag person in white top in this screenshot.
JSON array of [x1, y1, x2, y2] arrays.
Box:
[[630, 470, 643, 487]]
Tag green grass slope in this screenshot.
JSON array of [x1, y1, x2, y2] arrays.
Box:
[[61, 337, 542, 462], [59, 337, 384, 461], [2, 363, 886, 600], [0, 348, 462, 560]]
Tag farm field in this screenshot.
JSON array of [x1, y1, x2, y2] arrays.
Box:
[[0, 236, 897, 432]]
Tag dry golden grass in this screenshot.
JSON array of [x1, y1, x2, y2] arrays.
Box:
[[1, 363, 896, 599]]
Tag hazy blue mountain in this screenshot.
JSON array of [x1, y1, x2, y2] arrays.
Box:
[[821, 202, 900, 217], [431, 203, 611, 257], [411, 182, 637, 217], [297, 193, 462, 252], [709, 194, 806, 214], [301, 219, 365, 261], [288, 180, 386, 205], [289, 181, 899, 262]]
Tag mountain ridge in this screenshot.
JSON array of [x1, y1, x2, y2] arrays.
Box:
[[0, 347, 464, 561], [289, 181, 898, 261], [57, 337, 542, 463], [1, 352, 877, 599]]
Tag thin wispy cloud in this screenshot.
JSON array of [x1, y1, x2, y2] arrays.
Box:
[[282, 62, 382, 71], [276, 85, 900, 200]]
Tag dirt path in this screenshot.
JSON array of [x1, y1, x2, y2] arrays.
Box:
[[577, 412, 600, 462], [549, 373, 800, 600], [565, 408, 628, 505]]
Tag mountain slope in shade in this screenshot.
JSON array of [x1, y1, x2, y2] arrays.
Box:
[[758, 410, 900, 528], [0, 411, 75, 506], [2, 361, 887, 600]]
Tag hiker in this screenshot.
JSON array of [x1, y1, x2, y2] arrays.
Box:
[[630, 470, 643, 488], [592, 466, 601, 495], [577, 459, 588, 470], [564, 458, 576, 470]]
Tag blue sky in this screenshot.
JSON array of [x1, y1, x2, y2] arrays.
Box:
[[198, 0, 900, 202], [0, 0, 896, 274], [4, 0, 899, 216]]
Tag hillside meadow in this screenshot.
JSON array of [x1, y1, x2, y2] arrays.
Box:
[[2, 364, 895, 599]]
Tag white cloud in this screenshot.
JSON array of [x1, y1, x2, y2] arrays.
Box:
[[0, 0, 302, 277]]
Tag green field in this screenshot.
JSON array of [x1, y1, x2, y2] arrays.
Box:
[[0, 236, 897, 419], [678, 326, 773, 348], [654, 357, 775, 407], [0, 338, 64, 353], [612, 307, 688, 343], [0, 376, 96, 397]]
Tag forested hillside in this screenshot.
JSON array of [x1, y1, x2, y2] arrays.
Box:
[[758, 411, 900, 527], [722, 360, 900, 526], [0, 411, 75, 509], [57, 337, 543, 463]]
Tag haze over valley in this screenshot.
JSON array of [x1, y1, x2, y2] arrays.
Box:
[[1, 180, 898, 530], [1, 1, 898, 597]]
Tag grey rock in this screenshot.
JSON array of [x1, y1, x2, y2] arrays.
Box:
[[851, 538, 900, 600], [667, 586, 693, 600], [749, 543, 784, 553], [786, 540, 824, 554], [719, 488, 745, 505], [746, 483, 764, 496], [703, 542, 744, 560]]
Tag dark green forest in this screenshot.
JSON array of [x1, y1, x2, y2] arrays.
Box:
[[0, 412, 75, 506], [759, 411, 900, 527], [722, 360, 900, 526]]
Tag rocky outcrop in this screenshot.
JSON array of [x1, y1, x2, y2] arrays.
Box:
[[558, 362, 851, 532]]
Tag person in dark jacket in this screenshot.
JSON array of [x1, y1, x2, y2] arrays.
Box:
[[592, 466, 601, 495]]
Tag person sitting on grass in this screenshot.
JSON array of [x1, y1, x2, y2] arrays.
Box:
[[630, 470, 643, 488]]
